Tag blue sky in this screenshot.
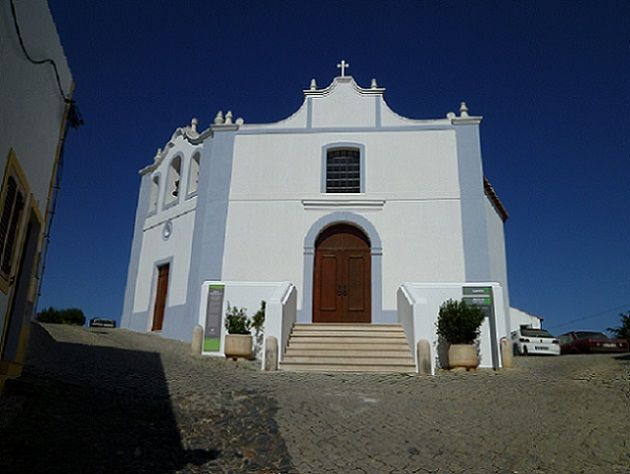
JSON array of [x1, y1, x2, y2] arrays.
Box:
[[41, 1, 629, 333]]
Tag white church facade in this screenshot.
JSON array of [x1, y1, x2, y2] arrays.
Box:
[[121, 67, 514, 371]]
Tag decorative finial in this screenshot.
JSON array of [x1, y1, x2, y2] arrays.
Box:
[[156, 147, 162, 156], [191, 117, 198, 132], [310, 78, 317, 90], [446, 112, 456, 120], [235, 117, 244, 125], [459, 102, 469, 118], [337, 60, 349, 77], [371, 78, 378, 89], [214, 111, 224, 125], [225, 110, 233, 124]]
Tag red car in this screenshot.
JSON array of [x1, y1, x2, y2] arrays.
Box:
[[558, 331, 629, 354]]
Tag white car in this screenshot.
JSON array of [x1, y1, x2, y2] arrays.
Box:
[[511, 327, 560, 356]]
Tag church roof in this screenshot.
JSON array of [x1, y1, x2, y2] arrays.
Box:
[[140, 67, 487, 177], [302, 75, 386, 97], [237, 72, 481, 130]]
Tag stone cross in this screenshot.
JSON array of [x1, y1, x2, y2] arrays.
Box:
[[337, 60, 349, 77]]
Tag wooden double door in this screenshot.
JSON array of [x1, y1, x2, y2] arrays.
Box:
[[313, 224, 371, 323]]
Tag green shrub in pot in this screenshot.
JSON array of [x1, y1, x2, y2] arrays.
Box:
[[436, 299, 485, 370]]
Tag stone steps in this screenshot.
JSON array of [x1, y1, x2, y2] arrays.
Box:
[[283, 350, 411, 358], [292, 323, 401, 331], [287, 342, 408, 351], [282, 356, 415, 365], [290, 331, 406, 338], [279, 364, 416, 373], [289, 335, 407, 342], [279, 323, 416, 373]]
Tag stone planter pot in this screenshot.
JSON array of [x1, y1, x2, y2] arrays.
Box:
[[448, 344, 479, 371], [224, 334, 253, 361]]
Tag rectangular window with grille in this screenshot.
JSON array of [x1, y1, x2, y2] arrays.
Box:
[[0, 154, 28, 286], [326, 148, 360, 193], [1, 182, 25, 276]]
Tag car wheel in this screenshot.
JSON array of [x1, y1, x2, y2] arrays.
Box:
[[513, 344, 518, 356], [522, 346, 528, 356]]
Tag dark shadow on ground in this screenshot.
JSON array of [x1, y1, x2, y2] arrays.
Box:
[[613, 352, 630, 362], [0, 323, 217, 473]]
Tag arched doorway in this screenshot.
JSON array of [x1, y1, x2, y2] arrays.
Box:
[[313, 224, 371, 323]]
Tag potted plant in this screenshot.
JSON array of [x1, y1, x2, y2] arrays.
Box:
[[223, 301, 266, 360], [224, 304, 253, 360], [436, 299, 486, 370], [250, 300, 266, 358]]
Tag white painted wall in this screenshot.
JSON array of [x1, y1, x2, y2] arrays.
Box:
[[377, 201, 466, 301], [0, 0, 72, 335], [397, 285, 415, 363], [221, 201, 304, 286], [310, 78, 378, 128], [222, 127, 466, 319], [485, 197, 511, 333], [230, 130, 460, 199], [259, 282, 296, 367], [133, 209, 196, 314], [129, 135, 201, 325], [510, 307, 542, 330], [398, 282, 507, 374], [0, 0, 72, 215]]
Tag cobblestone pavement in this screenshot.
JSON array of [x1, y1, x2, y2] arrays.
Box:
[[1, 323, 629, 473]]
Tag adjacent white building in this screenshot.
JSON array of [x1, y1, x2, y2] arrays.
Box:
[[122, 68, 513, 370], [0, 0, 75, 390], [510, 307, 543, 330]]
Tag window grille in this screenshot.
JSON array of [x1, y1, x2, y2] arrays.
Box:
[[326, 149, 360, 193], [0, 176, 25, 277]]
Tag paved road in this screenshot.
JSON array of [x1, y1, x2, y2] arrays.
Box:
[[1, 323, 628, 473]]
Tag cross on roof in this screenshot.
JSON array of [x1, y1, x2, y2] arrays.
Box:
[[337, 60, 349, 77]]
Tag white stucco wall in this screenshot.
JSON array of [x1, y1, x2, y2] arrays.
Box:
[[132, 209, 196, 314], [485, 197, 511, 333], [220, 201, 304, 283], [229, 130, 460, 199], [221, 128, 466, 321], [0, 0, 72, 335], [0, 0, 72, 215], [398, 282, 507, 373], [127, 133, 202, 333], [510, 307, 542, 330], [310, 80, 379, 128]]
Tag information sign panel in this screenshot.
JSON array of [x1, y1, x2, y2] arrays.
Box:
[[463, 286, 499, 369], [204, 284, 224, 352]]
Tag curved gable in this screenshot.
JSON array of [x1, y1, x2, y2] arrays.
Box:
[[245, 75, 452, 131], [307, 76, 384, 128]]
